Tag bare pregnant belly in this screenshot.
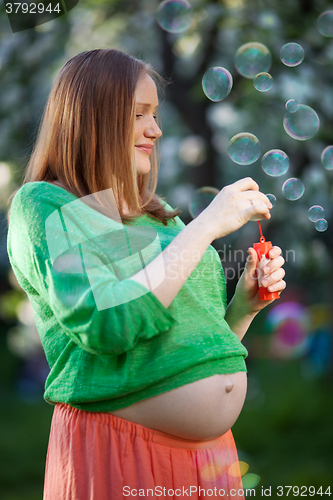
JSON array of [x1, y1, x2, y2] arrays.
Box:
[[108, 372, 247, 441]]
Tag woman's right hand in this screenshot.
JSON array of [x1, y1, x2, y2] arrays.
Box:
[[199, 177, 273, 240]]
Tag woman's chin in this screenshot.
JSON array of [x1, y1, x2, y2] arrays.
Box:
[[136, 163, 151, 176]]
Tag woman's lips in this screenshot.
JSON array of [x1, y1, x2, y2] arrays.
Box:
[[135, 145, 153, 155]]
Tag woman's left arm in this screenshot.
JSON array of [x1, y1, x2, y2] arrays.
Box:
[[225, 246, 286, 341]]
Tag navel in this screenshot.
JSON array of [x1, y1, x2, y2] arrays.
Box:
[[225, 378, 234, 393]]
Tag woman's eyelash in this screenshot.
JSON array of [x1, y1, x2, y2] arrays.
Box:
[[136, 114, 158, 119]]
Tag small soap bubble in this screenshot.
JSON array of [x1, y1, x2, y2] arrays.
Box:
[[202, 67, 233, 102], [262, 149, 289, 177], [282, 178, 305, 200], [283, 104, 320, 141], [228, 133, 261, 165], [188, 186, 219, 219], [235, 42, 272, 79], [285, 99, 299, 113], [253, 72, 273, 92], [317, 10, 333, 37], [156, 0, 193, 33], [308, 205, 325, 222], [315, 218, 328, 232], [321, 146, 333, 170], [280, 43, 305, 67], [266, 194, 277, 207]]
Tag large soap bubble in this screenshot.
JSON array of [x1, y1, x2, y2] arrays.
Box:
[[315, 219, 328, 232], [321, 146, 333, 170], [308, 205, 325, 222], [188, 186, 219, 219], [317, 10, 333, 37], [253, 72, 273, 92], [285, 99, 299, 113], [228, 133, 261, 165], [280, 43, 305, 67], [202, 67, 233, 102], [262, 149, 289, 177], [283, 105, 320, 141], [235, 42, 272, 79], [156, 0, 193, 33], [282, 178, 305, 200]]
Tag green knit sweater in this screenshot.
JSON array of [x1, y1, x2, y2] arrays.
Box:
[[7, 181, 248, 412]]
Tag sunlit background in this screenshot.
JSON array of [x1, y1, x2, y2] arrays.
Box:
[[0, 0, 332, 498]]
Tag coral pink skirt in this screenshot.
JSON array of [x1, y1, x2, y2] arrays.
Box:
[[43, 403, 244, 499]]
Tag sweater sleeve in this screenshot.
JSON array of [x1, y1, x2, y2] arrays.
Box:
[[7, 185, 178, 356]]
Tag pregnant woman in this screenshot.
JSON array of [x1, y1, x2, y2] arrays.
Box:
[[6, 48, 286, 499]]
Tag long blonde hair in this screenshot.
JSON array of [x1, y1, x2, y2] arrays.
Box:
[[6, 48, 181, 225]]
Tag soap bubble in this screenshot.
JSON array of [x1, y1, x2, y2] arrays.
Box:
[[262, 149, 289, 177], [285, 99, 299, 113], [282, 178, 305, 200], [253, 72, 273, 92], [321, 146, 333, 170], [265, 302, 311, 360], [315, 219, 328, 232], [235, 42, 272, 79], [188, 186, 219, 219], [308, 205, 325, 222], [280, 43, 305, 67], [228, 133, 261, 165], [202, 67, 233, 102], [283, 105, 320, 141], [266, 194, 277, 207], [156, 0, 193, 33], [317, 10, 333, 37]]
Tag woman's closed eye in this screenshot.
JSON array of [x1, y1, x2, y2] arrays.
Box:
[[136, 113, 158, 119]]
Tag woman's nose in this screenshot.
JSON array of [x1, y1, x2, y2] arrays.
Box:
[[145, 120, 162, 139]]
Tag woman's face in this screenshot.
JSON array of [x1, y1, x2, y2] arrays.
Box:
[[134, 73, 162, 176]]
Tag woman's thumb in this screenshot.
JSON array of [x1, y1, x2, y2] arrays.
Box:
[[245, 247, 258, 273]]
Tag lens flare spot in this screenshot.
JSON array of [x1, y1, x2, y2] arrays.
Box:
[[242, 473, 261, 489], [280, 42, 305, 67], [262, 149, 289, 177], [321, 146, 333, 170], [156, 0, 193, 33], [228, 133, 261, 165], [188, 186, 219, 219], [282, 178, 305, 201], [235, 42, 272, 79], [228, 461, 249, 477], [253, 72, 273, 92], [202, 67, 233, 102], [200, 463, 224, 481], [283, 104, 319, 141], [265, 302, 311, 359]]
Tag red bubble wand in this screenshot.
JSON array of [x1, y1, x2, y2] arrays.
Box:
[[252, 221, 280, 301]]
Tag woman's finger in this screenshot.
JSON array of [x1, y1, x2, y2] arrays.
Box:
[[261, 268, 286, 287], [267, 279, 287, 293], [268, 246, 282, 259], [262, 255, 285, 275]]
